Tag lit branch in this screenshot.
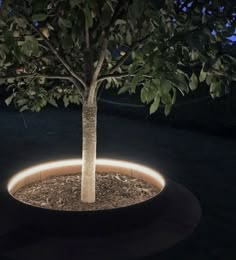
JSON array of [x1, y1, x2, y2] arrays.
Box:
[[97, 73, 130, 82], [88, 39, 108, 103], [109, 33, 153, 74], [11, 10, 87, 91], [97, 73, 153, 83], [0, 74, 72, 81], [0, 74, 84, 96], [211, 70, 236, 81], [85, 15, 90, 49]]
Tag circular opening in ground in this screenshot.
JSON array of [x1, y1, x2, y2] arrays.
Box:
[[7, 159, 165, 211]]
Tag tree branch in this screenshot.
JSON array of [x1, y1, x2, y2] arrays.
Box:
[[87, 39, 108, 103], [85, 2, 125, 103], [0, 74, 84, 96], [0, 74, 72, 81], [109, 33, 153, 74], [211, 70, 236, 81], [97, 73, 130, 82], [104, 0, 126, 35], [92, 0, 128, 45], [92, 40, 108, 82], [85, 15, 90, 49], [92, 1, 127, 77], [97, 73, 153, 83], [12, 10, 87, 90]]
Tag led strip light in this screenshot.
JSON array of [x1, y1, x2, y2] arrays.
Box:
[[8, 159, 165, 194]]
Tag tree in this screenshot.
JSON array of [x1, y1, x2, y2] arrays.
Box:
[[0, 0, 235, 203]]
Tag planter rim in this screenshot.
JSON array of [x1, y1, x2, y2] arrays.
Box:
[[7, 158, 165, 213]]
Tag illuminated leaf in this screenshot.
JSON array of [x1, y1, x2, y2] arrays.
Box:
[[189, 73, 198, 90], [150, 95, 160, 114], [32, 14, 48, 22]]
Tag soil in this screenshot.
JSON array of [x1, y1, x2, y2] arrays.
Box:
[[14, 173, 160, 211]]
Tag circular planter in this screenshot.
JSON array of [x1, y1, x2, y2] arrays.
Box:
[[6, 159, 166, 236]]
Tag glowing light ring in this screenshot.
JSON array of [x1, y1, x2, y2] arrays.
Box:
[[8, 159, 165, 194]]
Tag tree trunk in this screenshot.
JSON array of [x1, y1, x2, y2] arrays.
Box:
[[81, 103, 97, 203]]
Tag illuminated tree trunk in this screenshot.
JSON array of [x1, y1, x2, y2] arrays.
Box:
[[81, 102, 97, 203]]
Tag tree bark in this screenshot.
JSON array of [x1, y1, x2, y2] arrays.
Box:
[[81, 102, 97, 203]]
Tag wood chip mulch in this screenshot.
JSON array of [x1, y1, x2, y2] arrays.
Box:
[[14, 172, 160, 211]]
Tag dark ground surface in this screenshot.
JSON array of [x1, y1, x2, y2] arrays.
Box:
[[0, 101, 236, 259]]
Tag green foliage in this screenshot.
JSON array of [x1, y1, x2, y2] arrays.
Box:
[[0, 0, 235, 115], [150, 95, 160, 115], [5, 80, 82, 111], [21, 36, 40, 57], [189, 73, 198, 91], [32, 14, 48, 22]]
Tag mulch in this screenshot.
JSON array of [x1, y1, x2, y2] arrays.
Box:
[[14, 172, 160, 211]]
